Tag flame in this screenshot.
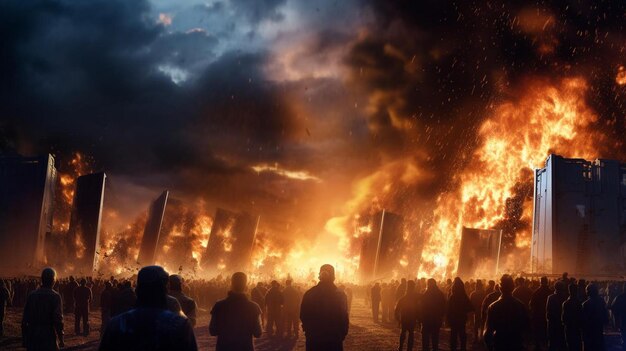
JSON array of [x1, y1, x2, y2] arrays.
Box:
[[419, 77, 604, 278]]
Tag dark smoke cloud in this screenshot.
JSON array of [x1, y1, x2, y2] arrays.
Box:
[[344, 0, 626, 205]]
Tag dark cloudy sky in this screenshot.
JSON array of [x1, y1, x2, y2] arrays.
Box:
[[1, 0, 626, 238]]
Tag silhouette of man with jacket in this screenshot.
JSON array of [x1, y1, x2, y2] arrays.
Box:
[[22, 268, 64, 351], [209, 272, 262, 351], [484, 274, 529, 351], [300, 264, 349, 351], [395, 280, 419, 351]]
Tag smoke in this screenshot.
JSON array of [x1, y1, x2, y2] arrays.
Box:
[[2, 0, 626, 278]]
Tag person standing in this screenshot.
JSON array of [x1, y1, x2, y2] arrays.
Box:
[[209, 272, 262, 351], [283, 279, 301, 338], [484, 274, 529, 351], [251, 282, 267, 328], [610, 282, 626, 347], [100, 282, 113, 336], [447, 277, 474, 351], [546, 281, 568, 351], [420, 279, 446, 351], [99, 266, 197, 351], [300, 264, 349, 351], [265, 280, 284, 337], [371, 283, 381, 323], [581, 284, 608, 351], [530, 276, 552, 350], [470, 280, 486, 343], [169, 275, 198, 327], [395, 280, 419, 351], [561, 283, 582, 351], [22, 268, 64, 350], [74, 278, 92, 335]]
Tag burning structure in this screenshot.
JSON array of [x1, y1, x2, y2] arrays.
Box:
[[137, 191, 169, 265], [203, 208, 259, 273], [456, 227, 502, 279], [358, 210, 404, 282], [531, 154, 626, 275], [0, 154, 56, 273], [67, 172, 106, 273]]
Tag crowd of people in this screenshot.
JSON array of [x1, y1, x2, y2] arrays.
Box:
[[1, 267, 625, 350]]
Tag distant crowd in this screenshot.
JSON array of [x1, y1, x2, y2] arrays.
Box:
[[1, 268, 625, 351]]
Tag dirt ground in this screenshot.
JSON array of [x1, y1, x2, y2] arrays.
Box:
[[1, 299, 622, 350]]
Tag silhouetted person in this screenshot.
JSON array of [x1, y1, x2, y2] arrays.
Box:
[[65, 276, 78, 313], [512, 278, 533, 309], [300, 264, 349, 351], [448, 277, 474, 351], [100, 282, 113, 336], [344, 286, 353, 314], [530, 276, 551, 350], [611, 282, 626, 347], [74, 278, 92, 335], [251, 283, 267, 327], [99, 266, 197, 351], [265, 280, 284, 337], [209, 272, 262, 351], [395, 280, 419, 351], [169, 275, 197, 327], [396, 278, 407, 303], [114, 281, 136, 316], [283, 279, 301, 338], [22, 267, 64, 350], [580, 284, 607, 351], [421, 278, 446, 351], [561, 283, 582, 351], [546, 281, 567, 351], [481, 285, 501, 330], [470, 280, 486, 343], [485, 280, 495, 295], [371, 283, 381, 322], [382, 283, 396, 322], [0, 280, 10, 337], [484, 274, 529, 351]]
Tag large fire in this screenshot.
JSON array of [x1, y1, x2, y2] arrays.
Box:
[[46, 77, 612, 282]]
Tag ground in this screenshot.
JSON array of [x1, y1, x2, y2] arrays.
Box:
[[1, 299, 622, 350]]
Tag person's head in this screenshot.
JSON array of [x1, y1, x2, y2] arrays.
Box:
[[256, 282, 263, 288], [231, 272, 247, 293], [69, 275, 75, 282], [500, 274, 514, 296], [169, 274, 183, 292], [318, 264, 335, 283], [79, 278, 86, 286], [41, 267, 56, 288], [476, 280, 483, 290], [374, 282, 380, 287], [271, 280, 279, 289], [452, 277, 465, 295], [586, 283, 599, 298], [136, 266, 169, 309], [488, 280, 495, 288], [427, 278, 437, 289], [562, 272, 568, 280], [406, 280, 416, 293], [401, 278, 406, 284], [540, 276, 548, 287], [104, 281, 112, 290], [286, 279, 292, 287], [555, 280, 567, 294], [568, 283, 578, 297]]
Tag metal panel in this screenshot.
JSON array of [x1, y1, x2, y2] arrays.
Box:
[[68, 172, 106, 273], [531, 154, 626, 275], [137, 191, 169, 265], [0, 154, 56, 273], [457, 227, 502, 279]]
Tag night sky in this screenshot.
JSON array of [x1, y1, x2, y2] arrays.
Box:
[[1, 0, 626, 242]]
